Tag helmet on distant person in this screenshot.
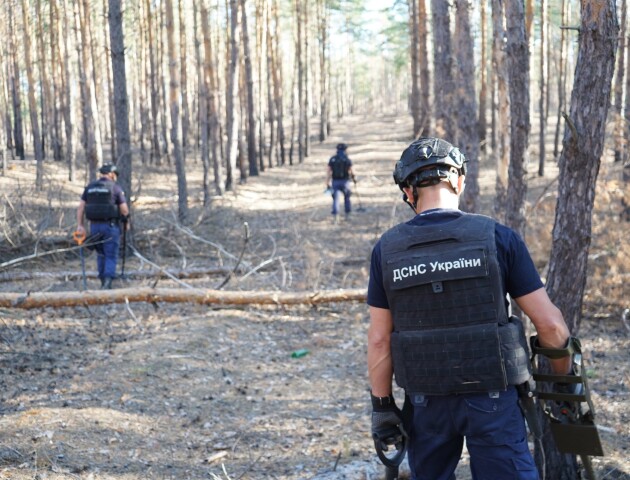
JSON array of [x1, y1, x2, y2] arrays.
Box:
[[99, 164, 119, 176], [393, 137, 466, 191], [336, 143, 348, 151]]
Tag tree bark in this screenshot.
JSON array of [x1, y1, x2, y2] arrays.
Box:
[[317, 0, 329, 142], [409, 0, 421, 138], [178, 0, 191, 155], [77, 0, 104, 180], [8, 1, 25, 160], [431, 0, 455, 138], [491, 0, 510, 222], [20, 0, 45, 188], [505, 0, 530, 236], [417, 0, 431, 137], [538, 0, 547, 177], [454, 0, 479, 214], [478, 0, 488, 151], [0, 287, 367, 310], [108, 0, 133, 201], [241, 0, 258, 177], [225, 0, 241, 191], [165, 0, 189, 222], [542, 2, 618, 476], [144, 0, 161, 164], [613, 0, 627, 163], [200, 0, 223, 196], [553, 0, 569, 160]]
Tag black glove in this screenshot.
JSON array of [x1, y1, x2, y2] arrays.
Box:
[[371, 392, 404, 445]]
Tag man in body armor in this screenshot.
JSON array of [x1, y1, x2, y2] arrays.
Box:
[[367, 138, 572, 479], [76, 164, 129, 289], [326, 143, 354, 220]]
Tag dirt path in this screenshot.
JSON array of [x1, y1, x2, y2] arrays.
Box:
[[0, 114, 628, 480]]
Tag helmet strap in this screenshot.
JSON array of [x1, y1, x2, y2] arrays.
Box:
[[401, 187, 419, 212]]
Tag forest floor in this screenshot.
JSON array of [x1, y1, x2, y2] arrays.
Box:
[[0, 114, 628, 480]]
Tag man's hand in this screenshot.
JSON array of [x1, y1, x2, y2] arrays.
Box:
[[371, 392, 404, 443]]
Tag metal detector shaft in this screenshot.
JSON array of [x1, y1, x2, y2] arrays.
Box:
[[73, 231, 87, 290], [352, 176, 366, 211], [121, 224, 127, 278]]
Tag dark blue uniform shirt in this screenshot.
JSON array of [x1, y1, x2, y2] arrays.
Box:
[[368, 209, 544, 309]]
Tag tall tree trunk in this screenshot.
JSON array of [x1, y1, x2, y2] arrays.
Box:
[[225, 0, 241, 191], [266, 1, 277, 167], [57, 0, 76, 182], [36, 0, 52, 161], [538, 0, 547, 177], [178, 0, 190, 155], [77, 0, 104, 180], [201, 0, 223, 196], [431, 0, 455, 138], [478, 0, 488, 151], [417, 0, 430, 136], [49, 0, 64, 162], [613, 0, 627, 163], [271, 0, 286, 165], [241, 0, 258, 177], [256, 0, 266, 173], [304, 1, 310, 158], [103, 0, 116, 164], [505, 0, 530, 236], [165, 0, 189, 221], [144, 0, 161, 163], [20, 0, 45, 189], [296, 0, 305, 163], [409, 0, 421, 138], [317, 0, 329, 142], [491, 0, 510, 222], [541, 2, 618, 478], [553, 0, 568, 160], [194, 1, 210, 204], [108, 0, 133, 201], [454, 0, 479, 214], [8, 1, 25, 160]]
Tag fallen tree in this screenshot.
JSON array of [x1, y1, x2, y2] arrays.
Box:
[[0, 287, 367, 309]]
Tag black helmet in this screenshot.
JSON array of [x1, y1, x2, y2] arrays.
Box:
[[393, 137, 466, 190], [99, 164, 119, 176], [336, 143, 348, 151]]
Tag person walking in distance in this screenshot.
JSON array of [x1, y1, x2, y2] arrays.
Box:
[[367, 137, 573, 479], [76, 164, 130, 289], [326, 143, 354, 221]]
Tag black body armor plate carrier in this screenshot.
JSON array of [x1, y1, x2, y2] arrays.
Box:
[[330, 155, 350, 180], [380, 213, 531, 395], [85, 180, 119, 221]]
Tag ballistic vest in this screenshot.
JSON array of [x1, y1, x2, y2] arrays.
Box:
[[85, 179, 120, 221], [380, 213, 531, 395], [330, 154, 350, 180]]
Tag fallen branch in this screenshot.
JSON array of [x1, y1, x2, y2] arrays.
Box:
[[0, 266, 241, 283], [0, 287, 367, 309]]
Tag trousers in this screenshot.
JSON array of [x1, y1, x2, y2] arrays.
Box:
[[404, 386, 538, 480], [90, 222, 120, 280], [331, 179, 351, 215]]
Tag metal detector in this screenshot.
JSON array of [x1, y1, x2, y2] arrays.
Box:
[[72, 230, 87, 290], [352, 176, 367, 212], [373, 424, 407, 480], [530, 336, 604, 479]]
